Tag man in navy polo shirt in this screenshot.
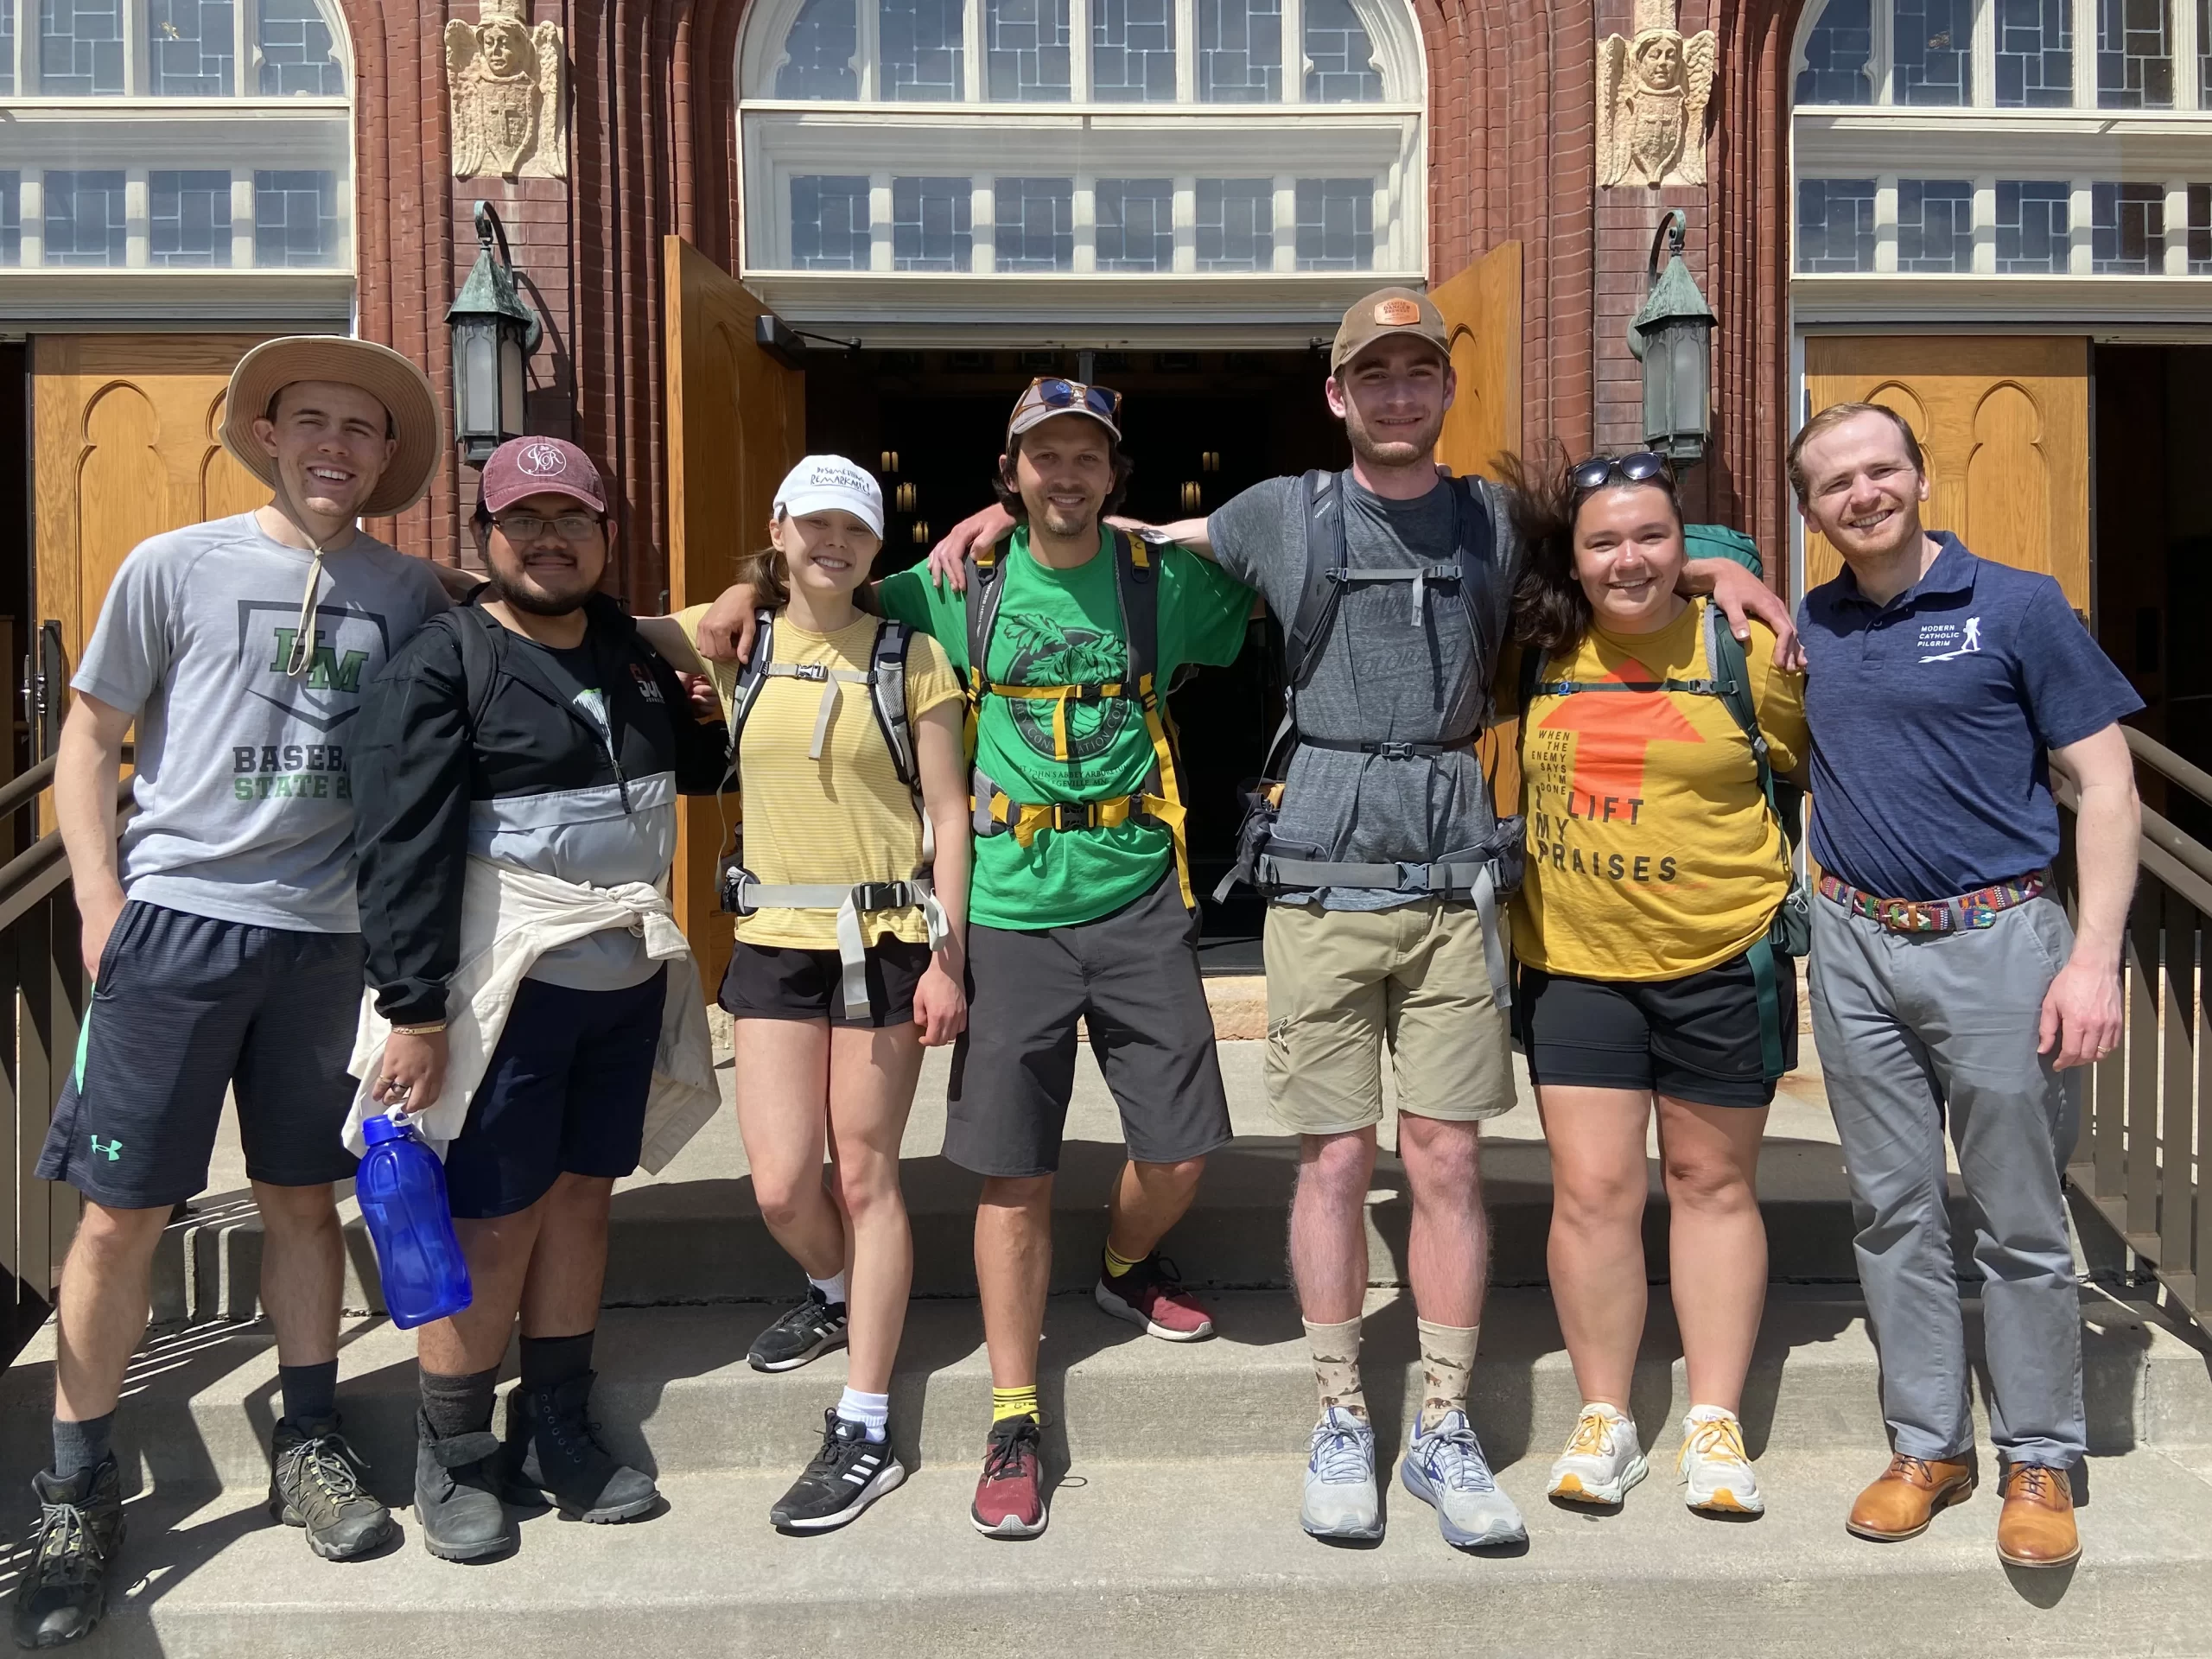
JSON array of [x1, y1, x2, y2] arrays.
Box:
[[1790, 402, 2141, 1573]]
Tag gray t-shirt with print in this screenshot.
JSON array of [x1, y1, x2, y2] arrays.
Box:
[[74, 513, 451, 933], [1205, 472, 1522, 911]]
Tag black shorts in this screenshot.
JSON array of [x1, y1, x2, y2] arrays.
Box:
[[1514, 948, 1796, 1109], [944, 869, 1231, 1179], [718, 938, 933, 1029], [37, 900, 364, 1209], [442, 968, 667, 1219]]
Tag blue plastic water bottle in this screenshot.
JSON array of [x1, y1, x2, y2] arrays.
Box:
[[356, 1113, 473, 1329]]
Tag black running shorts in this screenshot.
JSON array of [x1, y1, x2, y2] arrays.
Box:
[[717, 938, 933, 1029]]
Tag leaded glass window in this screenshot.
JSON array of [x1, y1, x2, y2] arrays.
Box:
[[1897, 179, 1973, 270], [1995, 0, 2072, 106], [257, 0, 346, 95], [792, 175, 872, 267], [778, 0, 860, 98], [1305, 0, 1382, 100], [1092, 0, 1176, 101], [1996, 180, 2071, 270], [2092, 180, 2164, 270], [43, 169, 126, 265], [1096, 177, 1173, 269], [1197, 0, 1280, 102], [2187, 184, 2211, 274], [0, 4, 13, 94], [881, 0, 965, 99], [994, 175, 1073, 269], [2096, 0, 2172, 107], [254, 168, 338, 266], [1796, 0, 1873, 103], [0, 175, 20, 266], [1893, 0, 1971, 104], [1796, 177, 1878, 271], [1197, 178, 1272, 269], [986, 0, 1071, 99], [40, 0, 125, 95], [149, 0, 235, 96], [893, 176, 971, 269], [151, 168, 232, 265], [1294, 177, 1371, 270]]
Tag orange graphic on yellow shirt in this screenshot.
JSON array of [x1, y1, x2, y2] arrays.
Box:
[[1535, 658, 1705, 804]]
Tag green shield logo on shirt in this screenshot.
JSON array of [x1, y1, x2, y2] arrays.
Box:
[[999, 613, 1133, 764]]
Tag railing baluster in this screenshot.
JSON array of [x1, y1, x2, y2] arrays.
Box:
[[2126, 885, 2163, 1250], [2160, 887, 2199, 1309]]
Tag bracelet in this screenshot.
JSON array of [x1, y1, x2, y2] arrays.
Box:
[[391, 1020, 448, 1036]]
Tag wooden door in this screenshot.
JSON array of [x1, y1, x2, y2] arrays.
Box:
[[1803, 336, 2090, 609], [664, 237, 807, 995]]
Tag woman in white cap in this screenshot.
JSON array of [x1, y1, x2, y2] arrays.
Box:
[[645, 455, 970, 1532]]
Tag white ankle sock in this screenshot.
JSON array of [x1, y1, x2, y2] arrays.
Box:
[[836, 1387, 890, 1442], [809, 1270, 849, 1307]]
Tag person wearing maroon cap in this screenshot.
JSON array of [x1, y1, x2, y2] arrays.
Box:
[[350, 435, 731, 1562]]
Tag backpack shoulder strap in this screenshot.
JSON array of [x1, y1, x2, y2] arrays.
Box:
[[1285, 469, 1348, 691], [453, 605, 501, 734], [1516, 639, 1547, 718], [1700, 599, 1785, 823], [726, 609, 779, 758], [963, 535, 1012, 690], [868, 616, 919, 791], [1111, 525, 1160, 687], [1453, 475, 1506, 681]]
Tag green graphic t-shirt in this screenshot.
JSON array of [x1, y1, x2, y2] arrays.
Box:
[[878, 527, 1253, 931]]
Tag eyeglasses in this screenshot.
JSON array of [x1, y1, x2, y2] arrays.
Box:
[[1568, 452, 1674, 496], [493, 512, 603, 543], [1027, 378, 1122, 423]]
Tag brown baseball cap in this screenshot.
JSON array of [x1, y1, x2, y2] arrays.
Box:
[[480, 436, 609, 516], [1331, 286, 1452, 374], [221, 335, 444, 516]]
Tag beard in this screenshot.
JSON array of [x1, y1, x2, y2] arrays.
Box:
[[1037, 499, 1097, 539], [1344, 407, 1446, 470], [486, 564, 593, 616]]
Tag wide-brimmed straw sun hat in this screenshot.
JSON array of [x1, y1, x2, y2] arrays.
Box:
[[221, 336, 444, 517]]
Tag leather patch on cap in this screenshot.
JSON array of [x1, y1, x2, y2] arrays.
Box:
[[1373, 298, 1423, 326], [517, 440, 570, 476]]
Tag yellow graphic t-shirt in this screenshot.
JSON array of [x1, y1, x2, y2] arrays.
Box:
[[1509, 600, 1808, 982], [674, 605, 962, 952]]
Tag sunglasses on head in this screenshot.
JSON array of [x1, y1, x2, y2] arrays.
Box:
[[1569, 452, 1674, 496], [1028, 378, 1122, 423]]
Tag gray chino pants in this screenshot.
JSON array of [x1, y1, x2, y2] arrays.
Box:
[[1808, 893, 2086, 1469]]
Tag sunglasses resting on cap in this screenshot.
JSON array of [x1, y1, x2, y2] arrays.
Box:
[[1569, 451, 1675, 497], [1007, 378, 1123, 443]]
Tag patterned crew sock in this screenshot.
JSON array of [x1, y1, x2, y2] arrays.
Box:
[[1103, 1243, 1143, 1279], [836, 1387, 892, 1443], [1303, 1316, 1368, 1422], [991, 1385, 1041, 1424], [1415, 1319, 1479, 1435]]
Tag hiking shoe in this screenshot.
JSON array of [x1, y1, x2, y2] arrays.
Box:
[[1547, 1404, 1649, 1507], [10, 1457, 124, 1649], [270, 1415, 394, 1560], [1092, 1253, 1214, 1341], [970, 1414, 1046, 1539], [1678, 1410, 1764, 1516], [747, 1288, 850, 1373], [1401, 1409, 1527, 1548], [501, 1373, 658, 1522], [1301, 1407, 1382, 1541], [414, 1412, 512, 1563], [770, 1410, 906, 1533]]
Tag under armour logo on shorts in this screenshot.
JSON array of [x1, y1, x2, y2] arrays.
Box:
[[89, 1135, 123, 1162]]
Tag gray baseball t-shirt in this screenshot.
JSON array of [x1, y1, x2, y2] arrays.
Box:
[[73, 513, 451, 934], [1205, 472, 1522, 911]]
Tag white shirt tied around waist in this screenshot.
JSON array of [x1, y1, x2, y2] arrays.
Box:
[[342, 856, 719, 1170]]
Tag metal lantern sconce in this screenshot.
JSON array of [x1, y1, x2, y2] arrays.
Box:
[[446, 201, 543, 467], [1627, 210, 1718, 467]]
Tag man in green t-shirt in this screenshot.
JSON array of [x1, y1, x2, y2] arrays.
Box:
[[697, 380, 1255, 1540]]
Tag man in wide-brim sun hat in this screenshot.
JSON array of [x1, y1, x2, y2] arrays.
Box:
[[15, 335, 466, 1649]]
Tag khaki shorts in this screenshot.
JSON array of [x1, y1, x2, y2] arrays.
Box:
[[1263, 899, 1516, 1135]]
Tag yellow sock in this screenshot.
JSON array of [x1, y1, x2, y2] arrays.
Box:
[[991, 1385, 1040, 1424], [1103, 1243, 1142, 1279]]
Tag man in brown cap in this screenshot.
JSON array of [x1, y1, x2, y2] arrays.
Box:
[[18, 337, 456, 1647]]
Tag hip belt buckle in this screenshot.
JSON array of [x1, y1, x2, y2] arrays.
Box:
[[1374, 741, 1414, 761], [851, 880, 907, 912]]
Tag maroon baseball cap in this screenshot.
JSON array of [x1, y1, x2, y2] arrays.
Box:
[[480, 436, 609, 516]]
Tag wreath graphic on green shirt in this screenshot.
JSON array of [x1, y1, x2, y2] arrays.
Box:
[[997, 610, 1133, 764]]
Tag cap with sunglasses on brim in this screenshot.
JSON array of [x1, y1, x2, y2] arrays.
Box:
[[480, 436, 610, 517], [1007, 377, 1124, 445], [775, 454, 885, 539], [1332, 286, 1453, 375]]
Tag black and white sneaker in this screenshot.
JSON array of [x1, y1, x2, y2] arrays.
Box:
[[747, 1289, 849, 1373], [769, 1410, 906, 1532]]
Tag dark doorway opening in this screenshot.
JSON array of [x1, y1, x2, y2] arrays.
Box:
[[803, 346, 1348, 966], [2092, 343, 2212, 842]]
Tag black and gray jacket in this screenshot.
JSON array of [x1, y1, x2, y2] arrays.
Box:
[[352, 593, 728, 1027]]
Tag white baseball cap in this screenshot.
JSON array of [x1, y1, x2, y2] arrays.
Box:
[[772, 454, 884, 539]]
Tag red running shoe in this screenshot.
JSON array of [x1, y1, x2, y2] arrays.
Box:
[[1092, 1252, 1216, 1341], [971, 1415, 1046, 1539]]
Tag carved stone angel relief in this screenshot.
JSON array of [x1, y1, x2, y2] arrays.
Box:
[[446, 0, 568, 181], [1597, 0, 1718, 189]]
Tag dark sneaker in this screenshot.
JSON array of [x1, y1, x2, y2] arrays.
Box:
[[970, 1414, 1046, 1539], [269, 1415, 393, 1561], [500, 1373, 658, 1522], [770, 1410, 906, 1533], [747, 1289, 849, 1373], [413, 1413, 513, 1563], [1092, 1253, 1215, 1341], [11, 1457, 124, 1649]]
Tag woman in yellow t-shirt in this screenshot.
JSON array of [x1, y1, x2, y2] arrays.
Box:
[[1500, 451, 1808, 1522], [645, 456, 969, 1535]]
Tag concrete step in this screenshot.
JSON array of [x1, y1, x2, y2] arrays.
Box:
[[26, 1446, 2212, 1657], [7, 1288, 2204, 1498]]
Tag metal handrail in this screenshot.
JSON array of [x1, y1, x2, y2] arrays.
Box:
[[2125, 724, 2212, 811]]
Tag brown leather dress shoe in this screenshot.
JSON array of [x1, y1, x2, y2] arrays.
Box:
[[1996, 1463, 2080, 1567], [1846, 1453, 1977, 1541]]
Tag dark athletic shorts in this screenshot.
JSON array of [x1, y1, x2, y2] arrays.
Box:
[[1514, 948, 1796, 1109], [37, 899, 364, 1209], [718, 938, 932, 1029], [945, 869, 1231, 1179], [443, 967, 667, 1219]]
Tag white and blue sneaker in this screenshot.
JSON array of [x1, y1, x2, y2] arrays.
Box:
[[1300, 1407, 1382, 1541], [1401, 1409, 1527, 1548]]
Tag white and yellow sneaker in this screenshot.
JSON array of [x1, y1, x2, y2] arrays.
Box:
[[1547, 1403, 1648, 1506], [1678, 1408, 1764, 1515]]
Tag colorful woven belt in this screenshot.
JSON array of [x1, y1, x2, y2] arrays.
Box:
[[1815, 870, 2049, 934]]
